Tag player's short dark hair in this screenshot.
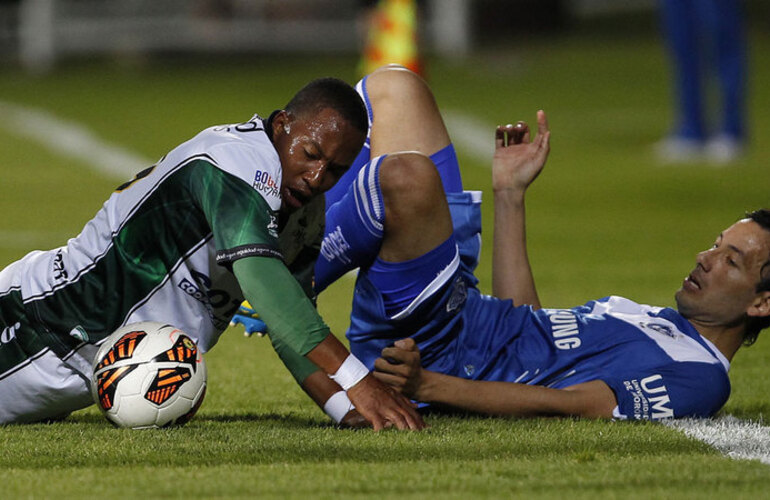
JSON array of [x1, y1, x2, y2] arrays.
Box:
[[285, 77, 367, 136], [744, 208, 770, 345]]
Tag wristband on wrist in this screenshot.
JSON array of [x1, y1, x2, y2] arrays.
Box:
[[329, 353, 369, 390], [323, 390, 355, 424]]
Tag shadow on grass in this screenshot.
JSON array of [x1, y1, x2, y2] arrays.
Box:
[[196, 412, 337, 428], [63, 411, 341, 430]]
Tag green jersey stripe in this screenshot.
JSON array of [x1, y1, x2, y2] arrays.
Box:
[[28, 160, 277, 356], [21, 153, 219, 303]]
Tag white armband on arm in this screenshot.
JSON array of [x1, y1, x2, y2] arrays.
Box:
[[328, 353, 369, 390], [323, 391, 355, 424]]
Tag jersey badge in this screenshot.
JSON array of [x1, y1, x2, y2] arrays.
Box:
[[446, 278, 467, 313], [0, 322, 21, 344], [639, 322, 677, 339], [69, 325, 89, 342]]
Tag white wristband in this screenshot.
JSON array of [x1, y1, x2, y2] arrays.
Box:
[[329, 354, 369, 390], [323, 391, 355, 424]]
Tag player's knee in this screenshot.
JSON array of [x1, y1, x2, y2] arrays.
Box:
[[367, 65, 431, 106], [379, 153, 445, 215]]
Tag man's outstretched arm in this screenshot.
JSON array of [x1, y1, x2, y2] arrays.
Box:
[[491, 111, 550, 309], [374, 338, 616, 419]]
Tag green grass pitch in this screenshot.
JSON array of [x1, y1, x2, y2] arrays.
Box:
[[0, 28, 769, 498]]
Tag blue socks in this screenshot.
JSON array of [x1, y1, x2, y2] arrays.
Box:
[[315, 155, 386, 293]]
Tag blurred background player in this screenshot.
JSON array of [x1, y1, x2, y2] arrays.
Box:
[[655, 0, 748, 164]]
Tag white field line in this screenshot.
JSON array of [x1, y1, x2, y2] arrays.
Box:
[[2, 101, 769, 467], [0, 100, 151, 179], [443, 109, 495, 163], [665, 416, 770, 465], [0, 229, 72, 249]]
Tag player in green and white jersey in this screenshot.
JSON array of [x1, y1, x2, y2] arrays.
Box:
[[0, 77, 424, 430]]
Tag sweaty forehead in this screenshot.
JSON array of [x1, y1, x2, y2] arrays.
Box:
[[296, 108, 347, 131]]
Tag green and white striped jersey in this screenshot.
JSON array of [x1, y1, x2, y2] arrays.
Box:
[[0, 114, 322, 361]]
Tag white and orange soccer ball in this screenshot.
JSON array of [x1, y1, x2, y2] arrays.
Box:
[[90, 321, 207, 429]]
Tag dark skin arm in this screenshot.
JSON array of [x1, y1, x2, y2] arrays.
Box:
[[373, 338, 617, 418], [300, 370, 368, 428], [233, 257, 424, 431], [304, 334, 423, 430]]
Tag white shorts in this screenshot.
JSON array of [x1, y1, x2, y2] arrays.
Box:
[[0, 343, 99, 424]]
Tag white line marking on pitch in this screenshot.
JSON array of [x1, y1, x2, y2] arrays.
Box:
[[443, 109, 494, 163], [2, 100, 768, 467], [0, 229, 72, 249], [0, 100, 151, 179], [665, 416, 770, 464]]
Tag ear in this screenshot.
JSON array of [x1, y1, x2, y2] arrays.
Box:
[[272, 110, 290, 136], [747, 290, 770, 319]]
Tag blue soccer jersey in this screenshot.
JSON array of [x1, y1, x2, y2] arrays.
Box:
[[329, 72, 730, 421], [349, 283, 730, 420], [457, 294, 730, 420]]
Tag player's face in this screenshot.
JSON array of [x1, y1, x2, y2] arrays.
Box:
[[675, 219, 770, 327], [272, 108, 364, 212]]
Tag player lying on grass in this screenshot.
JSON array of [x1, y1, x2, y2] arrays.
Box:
[[367, 114, 770, 419], [237, 65, 769, 421], [0, 77, 423, 430]]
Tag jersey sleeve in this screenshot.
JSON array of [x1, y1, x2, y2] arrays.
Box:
[[232, 256, 330, 356], [187, 159, 283, 265], [605, 362, 730, 421]]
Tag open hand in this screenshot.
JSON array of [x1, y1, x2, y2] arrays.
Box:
[[492, 110, 551, 194]]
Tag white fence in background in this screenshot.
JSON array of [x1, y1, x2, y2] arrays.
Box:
[[14, 0, 474, 73], [7, 0, 655, 72]]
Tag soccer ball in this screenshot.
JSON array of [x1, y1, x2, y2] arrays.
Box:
[[91, 321, 207, 429]]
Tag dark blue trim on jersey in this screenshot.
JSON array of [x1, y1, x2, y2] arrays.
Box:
[[0, 285, 22, 299]]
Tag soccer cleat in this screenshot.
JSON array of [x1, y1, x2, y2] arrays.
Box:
[[653, 136, 704, 164], [704, 134, 744, 165], [229, 301, 268, 337]]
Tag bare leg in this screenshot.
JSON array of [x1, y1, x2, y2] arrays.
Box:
[[365, 65, 451, 158], [378, 152, 453, 263], [314, 66, 459, 290]]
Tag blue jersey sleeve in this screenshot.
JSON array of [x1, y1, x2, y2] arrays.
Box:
[[605, 362, 730, 420]]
